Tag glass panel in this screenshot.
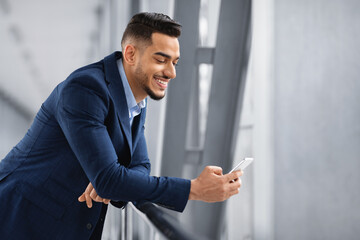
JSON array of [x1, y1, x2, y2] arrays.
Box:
[[198, 0, 221, 47]]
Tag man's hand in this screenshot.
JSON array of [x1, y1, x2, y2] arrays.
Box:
[[78, 182, 110, 208], [189, 166, 242, 202]]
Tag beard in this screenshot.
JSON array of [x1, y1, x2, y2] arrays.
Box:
[[135, 63, 166, 101]]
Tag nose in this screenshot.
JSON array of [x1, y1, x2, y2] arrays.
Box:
[[164, 63, 176, 79]]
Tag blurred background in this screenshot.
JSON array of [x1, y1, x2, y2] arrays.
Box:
[[1, 0, 360, 239]]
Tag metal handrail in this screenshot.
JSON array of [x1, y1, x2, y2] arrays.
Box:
[[124, 202, 208, 240]]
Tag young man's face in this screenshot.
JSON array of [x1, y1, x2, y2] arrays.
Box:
[[134, 32, 180, 100]]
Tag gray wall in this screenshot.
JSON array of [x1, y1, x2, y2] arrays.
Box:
[[274, 0, 360, 239], [0, 99, 31, 160]]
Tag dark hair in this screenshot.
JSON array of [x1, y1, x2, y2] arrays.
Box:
[[121, 12, 182, 49]]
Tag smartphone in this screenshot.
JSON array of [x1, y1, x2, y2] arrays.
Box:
[[229, 158, 254, 173]]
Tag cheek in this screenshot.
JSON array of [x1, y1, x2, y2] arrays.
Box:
[[146, 62, 165, 74]]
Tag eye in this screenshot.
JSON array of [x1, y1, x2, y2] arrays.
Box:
[[155, 58, 166, 63]]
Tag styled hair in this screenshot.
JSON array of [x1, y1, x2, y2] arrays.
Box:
[[121, 12, 182, 49]]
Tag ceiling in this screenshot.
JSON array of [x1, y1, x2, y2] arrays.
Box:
[[0, 0, 99, 116]]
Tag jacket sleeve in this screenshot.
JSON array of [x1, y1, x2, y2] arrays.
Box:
[[56, 76, 190, 212], [128, 125, 151, 175]]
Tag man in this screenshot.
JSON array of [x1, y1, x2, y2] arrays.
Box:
[[0, 12, 242, 239]]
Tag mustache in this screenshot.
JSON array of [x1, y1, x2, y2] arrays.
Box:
[[154, 74, 171, 80]]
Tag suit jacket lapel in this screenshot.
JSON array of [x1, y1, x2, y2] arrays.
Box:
[[103, 52, 132, 152]]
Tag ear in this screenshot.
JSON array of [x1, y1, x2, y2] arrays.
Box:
[[123, 44, 137, 66]]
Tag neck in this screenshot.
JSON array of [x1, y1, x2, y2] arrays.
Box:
[[122, 60, 147, 103]]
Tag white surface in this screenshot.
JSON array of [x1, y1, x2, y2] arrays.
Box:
[[229, 158, 254, 173], [0, 0, 99, 114]]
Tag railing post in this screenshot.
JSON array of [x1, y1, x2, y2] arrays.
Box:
[[120, 209, 126, 240], [125, 206, 133, 240]]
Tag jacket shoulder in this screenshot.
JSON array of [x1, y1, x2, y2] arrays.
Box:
[[68, 60, 105, 84], [58, 60, 109, 95]]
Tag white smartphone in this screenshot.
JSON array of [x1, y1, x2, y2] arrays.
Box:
[[229, 158, 254, 173]]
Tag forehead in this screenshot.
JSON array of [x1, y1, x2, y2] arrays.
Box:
[[146, 32, 180, 58]]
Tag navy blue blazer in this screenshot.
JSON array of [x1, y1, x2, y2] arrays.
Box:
[[0, 52, 190, 239]]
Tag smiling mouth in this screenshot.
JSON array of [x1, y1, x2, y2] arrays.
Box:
[[154, 77, 169, 89]]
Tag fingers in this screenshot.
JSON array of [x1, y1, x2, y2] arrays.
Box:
[[205, 166, 223, 175], [90, 186, 110, 203], [78, 193, 85, 202], [84, 183, 94, 208], [90, 188, 101, 202], [85, 193, 92, 208], [229, 188, 240, 197], [226, 170, 243, 182], [229, 177, 242, 191], [78, 182, 110, 208], [221, 177, 241, 200]]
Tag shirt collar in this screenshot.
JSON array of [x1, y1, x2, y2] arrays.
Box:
[[117, 59, 146, 118]]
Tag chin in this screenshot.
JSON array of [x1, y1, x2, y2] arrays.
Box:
[[146, 87, 166, 101], [149, 92, 165, 101]]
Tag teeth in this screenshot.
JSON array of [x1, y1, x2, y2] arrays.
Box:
[[155, 78, 167, 85]]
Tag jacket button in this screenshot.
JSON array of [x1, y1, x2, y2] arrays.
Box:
[[86, 223, 92, 230]]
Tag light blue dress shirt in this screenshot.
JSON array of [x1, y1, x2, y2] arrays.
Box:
[[117, 59, 146, 126]]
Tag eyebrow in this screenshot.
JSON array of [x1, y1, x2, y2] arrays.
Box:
[[154, 52, 180, 60]]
